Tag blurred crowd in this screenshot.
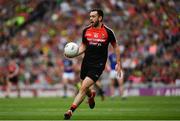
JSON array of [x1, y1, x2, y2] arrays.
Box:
[[0, 0, 179, 91]]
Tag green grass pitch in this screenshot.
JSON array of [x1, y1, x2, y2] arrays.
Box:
[[0, 96, 180, 120]]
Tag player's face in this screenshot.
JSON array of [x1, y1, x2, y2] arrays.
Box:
[[89, 11, 100, 27]]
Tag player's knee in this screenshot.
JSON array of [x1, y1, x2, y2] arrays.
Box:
[[79, 85, 89, 94]]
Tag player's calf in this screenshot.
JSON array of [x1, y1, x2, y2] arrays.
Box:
[[88, 91, 96, 109]]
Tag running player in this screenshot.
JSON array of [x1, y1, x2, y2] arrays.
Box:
[[64, 8, 123, 120]]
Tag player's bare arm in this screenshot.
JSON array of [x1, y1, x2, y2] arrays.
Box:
[[113, 43, 123, 78], [76, 42, 86, 57]]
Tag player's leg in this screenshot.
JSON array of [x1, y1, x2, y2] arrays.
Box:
[[13, 76, 20, 98], [5, 79, 11, 98], [62, 73, 69, 97], [118, 77, 126, 99], [118, 78, 124, 96], [109, 70, 116, 97], [64, 77, 94, 120], [86, 85, 94, 96], [110, 78, 115, 97], [95, 80, 105, 101], [16, 82, 21, 98], [86, 85, 96, 108], [63, 79, 68, 97], [69, 72, 77, 97], [75, 81, 96, 104], [85, 67, 103, 106]]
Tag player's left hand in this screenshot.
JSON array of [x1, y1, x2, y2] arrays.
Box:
[[115, 64, 124, 79]]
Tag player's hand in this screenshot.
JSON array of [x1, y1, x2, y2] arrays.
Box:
[[117, 70, 124, 80], [64, 53, 75, 58], [115, 64, 124, 79]]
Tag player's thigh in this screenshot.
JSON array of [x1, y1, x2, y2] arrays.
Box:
[[118, 78, 124, 85], [87, 67, 104, 82], [81, 77, 95, 91], [110, 79, 116, 86]]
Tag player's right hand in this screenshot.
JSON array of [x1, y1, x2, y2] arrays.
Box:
[[64, 53, 75, 58]]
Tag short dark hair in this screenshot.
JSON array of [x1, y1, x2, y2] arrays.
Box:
[[90, 8, 104, 20]]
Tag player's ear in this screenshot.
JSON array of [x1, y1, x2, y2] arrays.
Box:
[[99, 16, 103, 22]]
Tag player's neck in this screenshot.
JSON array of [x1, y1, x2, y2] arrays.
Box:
[[94, 23, 103, 29]]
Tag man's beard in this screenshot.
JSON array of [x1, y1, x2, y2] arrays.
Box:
[[92, 21, 99, 27]]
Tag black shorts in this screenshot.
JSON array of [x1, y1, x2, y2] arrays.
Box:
[[9, 76, 18, 85], [80, 64, 104, 82]]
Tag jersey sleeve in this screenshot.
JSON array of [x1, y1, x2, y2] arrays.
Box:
[[82, 29, 87, 45], [108, 30, 117, 47]]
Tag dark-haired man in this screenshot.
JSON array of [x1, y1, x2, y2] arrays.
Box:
[[64, 8, 123, 120]]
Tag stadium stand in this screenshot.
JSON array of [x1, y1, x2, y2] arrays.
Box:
[[0, 0, 179, 97]]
